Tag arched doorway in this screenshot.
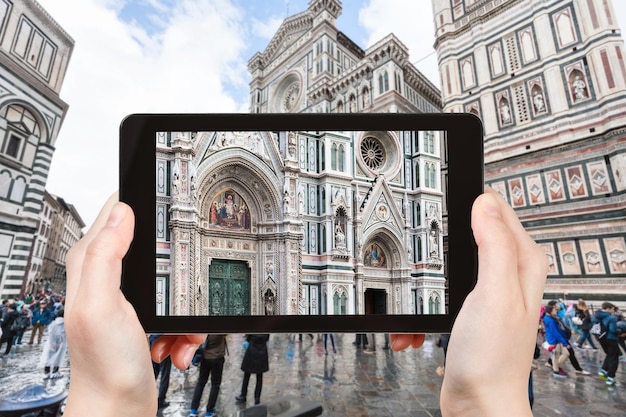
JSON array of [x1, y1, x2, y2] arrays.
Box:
[[208, 259, 250, 316]]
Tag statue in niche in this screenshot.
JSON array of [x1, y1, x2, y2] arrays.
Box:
[[190, 175, 197, 201], [265, 295, 275, 315], [499, 100, 511, 124], [429, 229, 439, 257], [335, 223, 346, 248], [287, 131, 297, 157], [571, 75, 588, 101], [532, 91, 545, 113], [283, 191, 290, 214]]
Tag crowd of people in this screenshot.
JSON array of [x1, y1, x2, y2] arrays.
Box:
[[538, 297, 626, 387], [0, 291, 68, 379]]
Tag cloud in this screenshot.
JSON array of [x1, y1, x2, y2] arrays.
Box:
[[38, 0, 250, 227], [251, 16, 285, 40], [358, 0, 440, 86]]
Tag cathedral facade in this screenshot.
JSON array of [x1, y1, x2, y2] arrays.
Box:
[[432, 0, 626, 303], [157, 1, 447, 318], [158, 127, 445, 318]]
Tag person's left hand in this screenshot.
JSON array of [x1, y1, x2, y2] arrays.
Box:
[[64, 194, 155, 417], [63, 194, 205, 417], [151, 334, 205, 369]]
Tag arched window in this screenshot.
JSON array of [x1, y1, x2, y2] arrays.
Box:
[[338, 145, 344, 172], [384, 71, 389, 91], [417, 236, 422, 261], [331, 143, 337, 170], [378, 74, 384, 94], [430, 163, 436, 188], [414, 161, 420, 188], [320, 142, 325, 171], [2, 104, 42, 161], [0, 171, 11, 198], [10, 176, 26, 203]]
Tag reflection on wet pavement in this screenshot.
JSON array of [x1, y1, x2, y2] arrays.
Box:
[[1, 332, 625, 416]]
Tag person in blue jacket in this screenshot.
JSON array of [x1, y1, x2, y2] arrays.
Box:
[[543, 303, 570, 377], [29, 300, 53, 344], [593, 302, 620, 386]]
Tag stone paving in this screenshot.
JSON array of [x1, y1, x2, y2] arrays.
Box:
[[1, 331, 626, 416]]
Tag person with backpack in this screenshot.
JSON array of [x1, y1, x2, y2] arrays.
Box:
[[573, 299, 597, 350], [29, 299, 53, 344], [12, 301, 32, 345], [0, 303, 19, 358], [592, 302, 620, 386], [189, 334, 227, 417]]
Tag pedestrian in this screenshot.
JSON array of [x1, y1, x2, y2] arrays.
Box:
[[12, 301, 31, 345], [544, 302, 591, 376], [29, 300, 53, 344], [353, 333, 368, 348], [593, 302, 621, 386], [574, 299, 597, 350], [543, 303, 570, 377], [435, 333, 450, 376], [190, 334, 227, 417], [297, 333, 313, 342], [323, 333, 336, 354], [39, 308, 67, 379], [0, 302, 18, 358], [235, 334, 269, 405], [60, 189, 550, 416], [148, 334, 172, 409], [364, 332, 376, 353]]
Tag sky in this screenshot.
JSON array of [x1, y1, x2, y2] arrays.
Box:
[[37, 0, 626, 229]]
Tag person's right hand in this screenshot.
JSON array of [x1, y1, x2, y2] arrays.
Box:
[[440, 189, 548, 416]]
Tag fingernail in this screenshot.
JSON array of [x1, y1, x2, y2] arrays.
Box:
[[482, 194, 501, 218], [182, 344, 197, 365], [106, 203, 125, 227]]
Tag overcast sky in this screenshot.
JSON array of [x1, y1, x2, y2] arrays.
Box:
[[37, 0, 626, 228]]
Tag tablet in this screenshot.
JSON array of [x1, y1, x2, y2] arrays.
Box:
[[120, 113, 483, 333]]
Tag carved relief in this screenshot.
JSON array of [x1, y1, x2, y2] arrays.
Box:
[[557, 241, 581, 275]]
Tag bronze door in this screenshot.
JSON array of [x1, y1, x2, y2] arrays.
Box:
[[208, 260, 250, 316]]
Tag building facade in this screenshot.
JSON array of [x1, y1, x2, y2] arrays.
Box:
[[432, 0, 626, 304], [25, 191, 83, 296], [0, 0, 73, 298], [158, 0, 447, 317]]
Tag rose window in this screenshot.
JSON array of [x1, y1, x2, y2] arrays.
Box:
[[360, 136, 385, 170]]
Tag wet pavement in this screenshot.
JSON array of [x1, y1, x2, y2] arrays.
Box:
[[1, 331, 625, 416]]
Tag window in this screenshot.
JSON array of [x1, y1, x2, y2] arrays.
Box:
[[2, 104, 41, 161], [5, 134, 21, 158], [338, 145, 344, 172], [331, 143, 337, 170]]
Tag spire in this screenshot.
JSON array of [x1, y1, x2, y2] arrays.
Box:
[[307, 0, 342, 23]]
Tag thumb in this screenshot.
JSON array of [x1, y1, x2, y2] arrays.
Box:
[[76, 202, 135, 304]]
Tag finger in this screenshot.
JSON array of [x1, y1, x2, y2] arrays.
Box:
[[478, 190, 547, 312], [74, 202, 135, 309], [411, 334, 426, 348], [169, 336, 204, 370], [390, 334, 414, 351], [471, 192, 523, 305], [65, 192, 119, 314], [486, 189, 547, 310], [150, 336, 177, 363]]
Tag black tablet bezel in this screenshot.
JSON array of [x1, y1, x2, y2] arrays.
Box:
[[120, 113, 483, 333]]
